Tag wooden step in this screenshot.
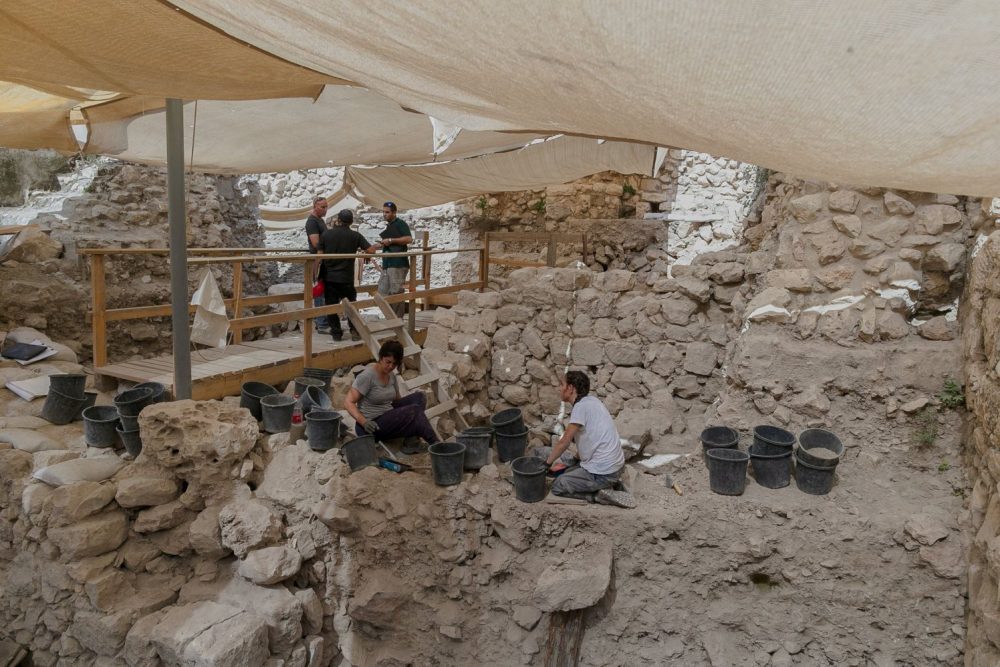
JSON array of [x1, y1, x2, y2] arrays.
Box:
[[402, 345, 423, 357], [404, 372, 440, 390], [425, 399, 458, 419], [366, 318, 405, 332]]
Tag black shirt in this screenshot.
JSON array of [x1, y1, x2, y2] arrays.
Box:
[[305, 214, 327, 253], [319, 226, 373, 283]]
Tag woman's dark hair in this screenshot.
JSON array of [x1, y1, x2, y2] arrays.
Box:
[[378, 340, 404, 366], [564, 370, 590, 402]]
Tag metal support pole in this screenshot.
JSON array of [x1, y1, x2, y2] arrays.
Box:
[[166, 99, 192, 399]]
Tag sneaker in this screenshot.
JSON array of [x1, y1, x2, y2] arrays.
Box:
[[331, 332, 344, 342], [317, 325, 331, 335], [401, 437, 423, 455], [595, 488, 637, 509]]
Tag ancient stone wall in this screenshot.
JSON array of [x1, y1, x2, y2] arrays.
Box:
[[958, 201, 1000, 666], [0, 161, 270, 362]]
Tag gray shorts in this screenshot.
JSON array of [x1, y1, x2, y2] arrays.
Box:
[[530, 446, 621, 496], [378, 267, 409, 316]]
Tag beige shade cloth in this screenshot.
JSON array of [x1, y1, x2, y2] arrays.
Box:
[[345, 137, 656, 211], [0, 1, 343, 100], [172, 0, 1000, 196], [83, 87, 547, 173], [0, 84, 80, 152]]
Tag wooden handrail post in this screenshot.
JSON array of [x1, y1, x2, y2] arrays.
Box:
[[303, 259, 314, 365], [408, 261, 418, 334], [421, 231, 431, 293], [546, 233, 557, 267], [91, 255, 108, 367], [480, 232, 490, 292], [231, 261, 244, 344]]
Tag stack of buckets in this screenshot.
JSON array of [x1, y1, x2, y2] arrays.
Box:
[[241, 377, 342, 453], [78, 381, 166, 457], [41, 374, 94, 425], [702, 425, 843, 496]]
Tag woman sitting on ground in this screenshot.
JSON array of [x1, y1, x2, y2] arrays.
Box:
[[344, 340, 440, 452]]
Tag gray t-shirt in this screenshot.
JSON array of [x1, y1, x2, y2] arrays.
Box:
[[352, 366, 398, 420], [569, 396, 625, 475]]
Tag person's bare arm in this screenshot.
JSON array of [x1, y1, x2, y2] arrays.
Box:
[[308, 233, 322, 251], [545, 423, 581, 466], [345, 387, 366, 426]]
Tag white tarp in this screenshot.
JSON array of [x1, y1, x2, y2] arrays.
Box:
[[190, 270, 229, 348], [172, 0, 1000, 196], [345, 136, 656, 211]]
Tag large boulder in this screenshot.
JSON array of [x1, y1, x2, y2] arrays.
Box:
[[48, 481, 116, 527], [218, 499, 283, 558], [48, 510, 128, 559], [534, 543, 613, 612], [142, 602, 269, 667], [0, 226, 63, 263], [238, 546, 302, 585], [115, 477, 179, 508]]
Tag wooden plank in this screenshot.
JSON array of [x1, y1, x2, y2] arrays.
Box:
[[546, 234, 557, 267], [480, 236, 489, 290], [487, 232, 585, 244], [366, 318, 405, 332], [425, 400, 458, 419], [425, 294, 458, 307], [489, 257, 547, 268], [231, 261, 244, 343], [543, 609, 586, 667], [0, 223, 37, 235], [404, 372, 440, 391], [303, 259, 313, 365]]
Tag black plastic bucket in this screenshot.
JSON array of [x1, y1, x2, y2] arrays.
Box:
[[261, 394, 296, 434], [706, 448, 749, 496], [306, 410, 342, 451], [134, 381, 167, 403], [49, 373, 87, 398], [495, 429, 528, 463], [294, 376, 325, 397], [240, 382, 278, 421], [300, 385, 332, 417], [748, 443, 793, 489], [752, 425, 796, 455], [42, 389, 90, 425], [797, 429, 844, 468], [700, 426, 740, 464], [74, 391, 98, 421], [795, 458, 837, 495], [490, 408, 524, 436], [116, 424, 142, 457], [429, 441, 466, 486], [511, 456, 548, 502], [82, 405, 120, 448], [457, 428, 492, 470], [342, 435, 378, 471], [114, 386, 155, 418], [120, 414, 139, 432], [302, 367, 335, 391]]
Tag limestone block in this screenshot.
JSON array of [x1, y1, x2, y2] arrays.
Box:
[[901, 234, 943, 248], [886, 261, 921, 287], [571, 339, 605, 366], [827, 190, 860, 213], [552, 268, 592, 291], [646, 343, 683, 378], [34, 456, 125, 487], [683, 342, 718, 377], [456, 290, 501, 309], [491, 350, 526, 383], [1, 226, 63, 263], [919, 541, 964, 579], [115, 477, 179, 508], [606, 342, 643, 367], [815, 266, 854, 291], [884, 192, 915, 215], [22, 481, 55, 522], [512, 605, 543, 631], [918, 316, 956, 341], [315, 500, 356, 533], [610, 367, 644, 397], [69, 610, 134, 657], [849, 238, 886, 259], [134, 500, 194, 534], [661, 295, 699, 326], [915, 205, 962, 235], [238, 546, 302, 585], [831, 214, 862, 238], [815, 236, 847, 265], [0, 429, 65, 453], [674, 275, 712, 303], [865, 217, 911, 246], [534, 543, 612, 612], [497, 304, 534, 325], [904, 513, 950, 545], [765, 269, 812, 293], [295, 588, 324, 636], [575, 287, 614, 318], [788, 193, 825, 222], [521, 326, 548, 359], [708, 262, 745, 284], [348, 571, 413, 626], [592, 270, 635, 292], [138, 400, 258, 490], [254, 446, 324, 510], [146, 602, 269, 667], [218, 499, 283, 558], [190, 504, 229, 558], [48, 481, 116, 527], [48, 509, 128, 559], [923, 243, 965, 272], [501, 384, 531, 405], [788, 386, 831, 417]]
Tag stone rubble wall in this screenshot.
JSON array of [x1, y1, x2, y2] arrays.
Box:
[[0, 398, 343, 667], [0, 159, 271, 363], [958, 201, 1000, 666]]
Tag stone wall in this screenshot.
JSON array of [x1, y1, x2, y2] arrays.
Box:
[[959, 201, 1000, 665], [0, 161, 270, 362], [0, 149, 70, 207]]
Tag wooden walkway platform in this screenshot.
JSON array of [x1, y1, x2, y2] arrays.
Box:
[[96, 320, 430, 401]]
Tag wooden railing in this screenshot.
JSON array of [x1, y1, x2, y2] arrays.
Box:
[[484, 231, 589, 269], [80, 238, 487, 368]]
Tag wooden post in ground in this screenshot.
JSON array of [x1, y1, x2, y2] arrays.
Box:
[[421, 231, 431, 294], [480, 233, 490, 291], [546, 233, 557, 267], [231, 260, 243, 343], [408, 259, 418, 335], [90, 255, 108, 368], [543, 609, 586, 667], [303, 259, 314, 365]]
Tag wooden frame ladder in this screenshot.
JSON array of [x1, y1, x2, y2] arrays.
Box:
[[341, 295, 469, 432]]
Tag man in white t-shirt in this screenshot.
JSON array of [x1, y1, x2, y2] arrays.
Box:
[[532, 371, 634, 507]]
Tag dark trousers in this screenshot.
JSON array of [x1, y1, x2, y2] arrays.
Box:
[[323, 281, 357, 338], [354, 392, 440, 444]]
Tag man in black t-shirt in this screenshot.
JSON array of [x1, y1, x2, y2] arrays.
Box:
[[319, 209, 380, 341], [305, 196, 330, 332]]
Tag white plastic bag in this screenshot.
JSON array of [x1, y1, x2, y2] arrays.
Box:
[[190, 269, 229, 348]]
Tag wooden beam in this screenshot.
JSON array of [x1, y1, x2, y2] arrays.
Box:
[[90, 255, 108, 368], [489, 257, 548, 268], [231, 261, 244, 343], [485, 232, 586, 244], [0, 224, 37, 236], [543, 609, 586, 667], [303, 259, 314, 365], [546, 233, 557, 267]]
